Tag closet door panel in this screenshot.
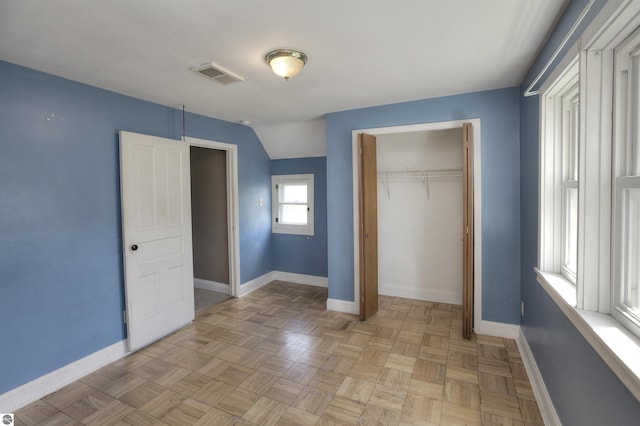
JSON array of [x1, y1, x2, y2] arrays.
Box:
[[358, 133, 379, 320], [462, 123, 474, 339]]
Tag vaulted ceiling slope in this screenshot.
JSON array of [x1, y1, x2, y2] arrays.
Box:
[[0, 0, 566, 158]]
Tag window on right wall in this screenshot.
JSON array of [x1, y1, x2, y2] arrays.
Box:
[[540, 59, 579, 288], [612, 26, 640, 338], [539, 17, 640, 341]]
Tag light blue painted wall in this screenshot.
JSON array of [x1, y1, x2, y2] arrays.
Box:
[[326, 87, 521, 324], [520, 0, 640, 423], [270, 157, 328, 277], [0, 60, 272, 394]]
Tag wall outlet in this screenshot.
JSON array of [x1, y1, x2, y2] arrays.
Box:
[[520, 300, 525, 317]]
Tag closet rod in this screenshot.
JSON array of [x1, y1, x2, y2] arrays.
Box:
[[377, 167, 462, 201], [377, 167, 462, 175]]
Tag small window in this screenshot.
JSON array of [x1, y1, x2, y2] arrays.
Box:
[[272, 174, 314, 235]]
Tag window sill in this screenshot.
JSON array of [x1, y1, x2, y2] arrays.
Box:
[[535, 268, 640, 401], [271, 227, 314, 236]]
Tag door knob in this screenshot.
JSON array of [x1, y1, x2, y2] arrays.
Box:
[[131, 244, 138, 251]]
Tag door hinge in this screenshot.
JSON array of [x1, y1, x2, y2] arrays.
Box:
[[123, 310, 127, 324], [275, 217, 279, 223]]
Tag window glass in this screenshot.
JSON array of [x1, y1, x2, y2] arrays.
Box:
[[621, 187, 640, 317], [281, 204, 308, 225], [282, 184, 307, 203], [564, 187, 578, 275], [632, 54, 640, 175]]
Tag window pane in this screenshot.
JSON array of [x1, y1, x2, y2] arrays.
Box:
[[631, 54, 640, 176], [281, 204, 308, 225], [622, 187, 640, 315], [564, 187, 578, 276], [282, 184, 307, 203], [570, 97, 579, 180]]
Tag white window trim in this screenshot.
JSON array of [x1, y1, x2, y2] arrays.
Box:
[[271, 174, 314, 236], [576, 47, 614, 313], [539, 58, 579, 283], [561, 91, 579, 282], [536, 0, 640, 401]]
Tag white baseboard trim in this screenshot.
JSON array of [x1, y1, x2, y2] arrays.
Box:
[[379, 285, 461, 305], [517, 328, 561, 426], [0, 339, 129, 412], [238, 271, 329, 297], [238, 271, 276, 297], [272, 271, 328, 288], [194, 278, 230, 294], [326, 298, 359, 315], [474, 320, 521, 339], [0, 271, 326, 412]]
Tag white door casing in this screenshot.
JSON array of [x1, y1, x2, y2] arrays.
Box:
[[184, 136, 241, 298], [120, 131, 195, 351]]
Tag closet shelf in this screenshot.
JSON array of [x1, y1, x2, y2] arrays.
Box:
[[377, 168, 463, 200]]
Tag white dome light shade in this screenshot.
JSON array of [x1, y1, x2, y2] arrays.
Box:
[[265, 49, 308, 80]]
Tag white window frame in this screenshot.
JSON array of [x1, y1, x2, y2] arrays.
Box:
[[539, 59, 580, 289], [612, 26, 640, 338], [561, 91, 579, 282], [271, 174, 314, 236]]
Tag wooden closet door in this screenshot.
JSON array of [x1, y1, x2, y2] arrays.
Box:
[[358, 133, 379, 320], [462, 123, 474, 339]]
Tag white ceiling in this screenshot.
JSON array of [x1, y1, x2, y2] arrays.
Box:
[[0, 0, 566, 158]]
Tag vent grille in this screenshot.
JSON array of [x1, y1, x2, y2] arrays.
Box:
[[192, 62, 243, 85]]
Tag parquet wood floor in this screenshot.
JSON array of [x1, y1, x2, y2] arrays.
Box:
[[16, 281, 544, 425]]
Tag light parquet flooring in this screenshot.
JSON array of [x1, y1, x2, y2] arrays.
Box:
[[17, 281, 544, 425]]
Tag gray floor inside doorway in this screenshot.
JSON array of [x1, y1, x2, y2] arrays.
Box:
[[194, 288, 230, 312]]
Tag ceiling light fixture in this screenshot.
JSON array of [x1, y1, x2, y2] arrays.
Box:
[[265, 49, 308, 80]]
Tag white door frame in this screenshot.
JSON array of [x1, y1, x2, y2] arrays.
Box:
[[184, 136, 241, 297], [351, 119, 483, 329]]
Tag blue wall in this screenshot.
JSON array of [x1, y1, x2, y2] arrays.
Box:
[[519, 0, 640, 423], [326, 87, 521, 324], [271, 157, 328, 277], [0, 60, 272, 394]]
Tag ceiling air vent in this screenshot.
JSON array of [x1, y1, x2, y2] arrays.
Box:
[[192, 62, 244, 85]]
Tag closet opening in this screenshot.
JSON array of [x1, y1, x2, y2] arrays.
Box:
[[352, 119, 480, 337]]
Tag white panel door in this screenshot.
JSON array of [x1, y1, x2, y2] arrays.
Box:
[[120, 131, 194, 351]]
